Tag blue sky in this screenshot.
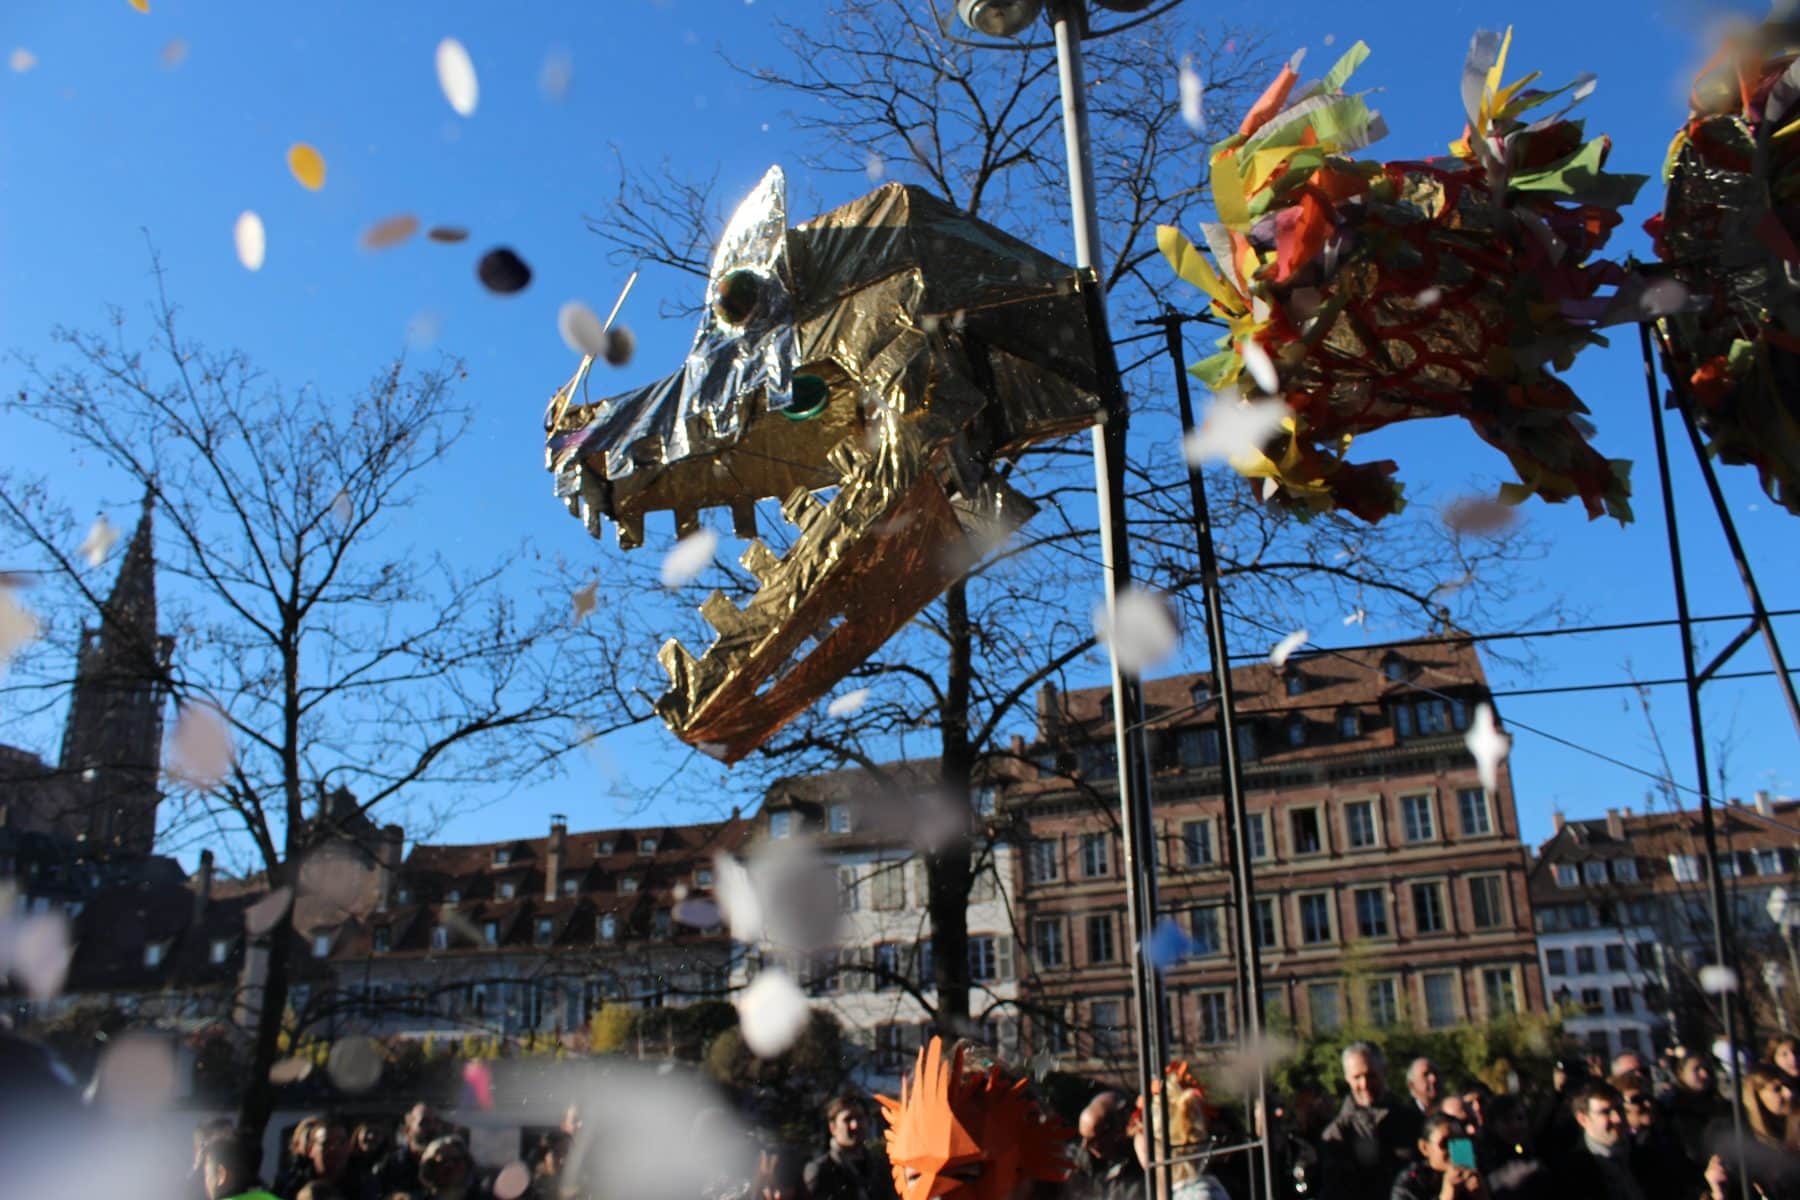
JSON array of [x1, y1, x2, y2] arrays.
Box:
[[1, 0, 1793, 868]]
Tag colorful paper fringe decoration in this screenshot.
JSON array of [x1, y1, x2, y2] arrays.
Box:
[[1649, 32, 1800, 516], [1159, 32, 1644, 523]]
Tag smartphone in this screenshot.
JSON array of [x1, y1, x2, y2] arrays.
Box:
[[1448, 1137, 1478, 1170]]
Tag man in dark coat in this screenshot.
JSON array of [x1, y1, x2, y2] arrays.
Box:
[[1320, 1042, 1423, 1200], [1070, 1090, 1144, 1200], [1550, 1082, 1659, 1200], [804, 1095, 894, 1200]]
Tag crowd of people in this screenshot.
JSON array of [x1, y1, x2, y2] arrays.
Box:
[[177, 1033, 1800, 1200]]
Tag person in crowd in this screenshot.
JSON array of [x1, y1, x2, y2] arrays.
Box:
[[1612, 1072, 1700, 1200], [1662, 1053, 1725, 1168], [1768, 1036, 1800, 1095], [349, 1123, 389, 1183], [1706, 1064, 1800, 1200], [417, 1135, 491, 1200], [378, 1104, 446, 1197], [1321, 1042, 1424, 1200], [192, 1116, 238, 1199], [1408, 1060, 1443, 1116], [1132, 1066, 1233, 1200], [1437, 1096, 1477, 1138], [559, 1104, 583, 1139], [1612, 1053, 1650, 1081], [1552, 1081, 1657, 1200], [281, 1116, 326, 1198], [1480, 1096, 1549, 1200], [307, 1118, 375, 1200], [1074, 1089, 1144, 1200], [203, 1132, 282, 1200], [804, 1094, 893, 1200], [529, 1130, 571, 1200], [1461, 1085, 1492, 1133], [1390, 1113, 1488, 1200]]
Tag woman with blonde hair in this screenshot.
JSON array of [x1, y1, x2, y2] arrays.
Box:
[[1132, 1064, 1230, 1200], [1706, 1065, 1800, 1199]]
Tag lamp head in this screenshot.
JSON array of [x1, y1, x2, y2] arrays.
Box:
[[956, 0, 1043, 37]]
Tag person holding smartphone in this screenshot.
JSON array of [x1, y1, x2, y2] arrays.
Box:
[[1390, 1114, 1489, 1200]]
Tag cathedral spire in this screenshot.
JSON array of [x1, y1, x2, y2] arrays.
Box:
[[101, 485, 158, 642]]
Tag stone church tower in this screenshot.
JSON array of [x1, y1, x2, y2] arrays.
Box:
[[56, 489, 173, 853]]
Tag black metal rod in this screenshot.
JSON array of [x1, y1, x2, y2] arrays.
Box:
[[1158, 312, 1274, 1200], [1640, 323, 1751, 1200], [1697, 621, 1759, 687]]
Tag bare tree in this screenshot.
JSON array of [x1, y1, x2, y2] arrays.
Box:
[[0, 258, 646, 1139], [583, 0, 1562, 1032]]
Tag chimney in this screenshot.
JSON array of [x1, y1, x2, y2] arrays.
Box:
[[1605, 809, 1624, 840], [1010, 734, 1026, 759], [1037, 682, 1061, 735], [192, 848, 214, 924], [1756, 789, 1774, 816], [377, 824, 404, 910], [1552, 809, 1565, 833], [546, 814, 568, 901]]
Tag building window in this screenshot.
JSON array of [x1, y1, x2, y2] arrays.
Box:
[[1553, 863, 1579, 887], [210, 938, 232, 964], [1636, 942, 1656, 969], [769, 811, 793, 839], [1252, 897, 1278, 950], [1354, 887, 1389, 938], [876, 1024, 906, 1070], [1285, 670, 1306, 697], [1546, 948, 1567, 975], [1613, 986, 1635, 1013], [1383, 655, 1407, 682], [1580, 987, 1604, 1014], [1423, 972, 1458, 1028], [446, 888, 462, 903], [1483, 968, 1519, 1016], [482, 922, 498, 946], [1189, 906, 1223, 956], [1286, 716, 1306, 746], [620, 877, 639, 893], [1620, 1028, 1642, 1052], [1583, 861, 1609, 885], [1308, 982, 1341, 1033], [1082, 833, 1111, 878], [1605, 944, 1628, 972], [1415, 699, 1449, 734], [874, 942, 901, 991], [969, 864, 998, 903], [1179, 728, 1221, 768], [1669, 854, 1702, 883], [1237, 723, 1259, 761], [1182, 820, 1214, 868], [535, 917, 554, 946], [1469, 875, 1505, 929], [1033, 919, 1066, 970], [969, 936, 999, 982], [599, 914, 616, 941], [1393, 704, 1415, 737], [1338, 708, 1361, 739], [1246, 812, 1269, 860], [598, 840, 615, 855], [1613, 858, 1639, 883], [1027, 839, 1060, 884], [312, 933, 332, 958], [1401, 794, 1435, 842], [144, 942, 166, 968], [1366, 978, 1399, 1027], [561, 876, 579, 896], [1756, 848, 1784, 876], [1091, 1000, 1124, 1057], [373, 927, 391, 953], [1345, 800, 1378, 850], [640, 837, 657, 854], [828, 804, 851, 834], [1412, 882, 1445, 934], [396, 887, 411, 905], [1298, 893, 1334, 944], [871, 864, 906, 910], [494, 848, 512, 866], [431, 926, 448, 951], [1087, 914, 1116, 964], [1574, 946, 1596, 973], [837, 866, 861, 912], [1198, 991, 1231, 1043], [1457, 788, 1492, 836], [1290, 808, 1323, 856], [499, 880, 516, 900]]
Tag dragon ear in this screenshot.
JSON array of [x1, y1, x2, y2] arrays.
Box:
[[708, 165, 788, 281]]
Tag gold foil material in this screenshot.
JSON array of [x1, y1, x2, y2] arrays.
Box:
[[545, 168, 1107, 760]]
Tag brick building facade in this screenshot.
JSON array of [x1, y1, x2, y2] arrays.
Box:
[[1007, 639, 1543, 1075]]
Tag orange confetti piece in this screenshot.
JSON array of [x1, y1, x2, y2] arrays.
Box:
[[360, 214, 420, 251], [287, 143, 326, 191], [128, 0, 150, 11]]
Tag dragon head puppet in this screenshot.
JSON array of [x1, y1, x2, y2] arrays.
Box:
[[546, 167, 1109, 760], [878, 1037, 1073, 1200]]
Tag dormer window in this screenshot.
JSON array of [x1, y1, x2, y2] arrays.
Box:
[[561, 877, 579, 896], [312, 933, 333, 958], [1285, 671, 1305, 697], [431, 926, 448, 951], [828, 804, 852, 834], [209, 938, 231, 964], [696, 867, 715, 887], [598, 839, 615, 854], [482, 921, 499, 945], [621, 877, 639, 893], [599, 914, 617, 941], [498, 880, 516, 900], [396, 887, 411, 905], [446, 888, 462, 903], [652, 909, 671, 938], [373, 926, 391, 953], [769, 812, 794, 839], [1337, 708, 1360, 739], [640, 837, 657, 854], [1286, 716, 1306, 747], [1190, 680, 1213, 707], [535, 917, 555, 946], [493, 848, 512, 866], [144, 941, 166, 968], [1383, 655, 1407, 682]]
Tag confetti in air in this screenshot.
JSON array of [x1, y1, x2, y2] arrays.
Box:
[[660, 528, 718, 587], [673, 896, 722, 928], [10, 48, 37, 73], [1183, 395, 1287, 466], [539, 48, 573, 100], [865, 151, 885, 182], [493, 1163, 532, 1200], [558, 301, 609, 356], [1, 899, 71, 1000], [166, 701, 235, 789], [78, 514, 119, 567], [1092, 585, 1179, 675], [1239, 336, 1281, 395], [94, 1034, 176, 1116], [0, 585, 42, 677], [712, 852, 763, 943], [1700, 965, 1740, 995], [602, 326, 635, 367], [571, 581, 598, 623], [427, 225, 470, 243], [826, 688, 869, 718], [1143, 917, 1196, 970], [128, 0, 149, 11], [435, 38, 479, 117], [329, 490, 353, 527], [1463, 702, 1511, 792], [736, 969, 811, 1057], [1343, 607, 1366, 626], [244, 885, 293, 935], [1178, 56, 1206, 132], [1444, 496, 1517, 535], [287, 143, 327, 191], [1268, 628, 1309, 667], [160, 38, 187, 69], [326, 1036, 386, 1093], [477, 247, 532, 294], [234, 211, 266, 271], [360, 214, 421, 251]]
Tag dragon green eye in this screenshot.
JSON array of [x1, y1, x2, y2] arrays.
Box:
[[713, 268, 763, 325], [781, 373, 830, 421]]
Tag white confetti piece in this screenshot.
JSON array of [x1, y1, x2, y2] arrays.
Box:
[[713, 852, 762, 943], [245, 885, 293, 935], [329, 490, 353, 527], [1239, 336, 1281, 396], [0, 585, 39, 676], [159, 39, 187, 69], [493, 1162, 532, 1200], [234, 211, 266, 272], [326, 1036, 385, 1092], [10, 47, 37, 73], [1261, 476, 1280, 501], [660, 528, 718, 588], [1342, 608, 1366, 626], [737, 969, 811, 1057], [539, 48, 573, 100], [6, 910, 71, 1000], [167, 701, 234, 789], [571, 581, 598, 623], [94, 1034, 176, 1116], [79, 514, 119, 567], [1178, 56, 1206, 132], [1463, 702, 1511, 792], [1268, 628, 1309, 668], [1183, 394, 1287, 467], [436, 37, 479, 117], [826, 688, 869, 718], [865, 151, 885, 181], [268, 1057, 313, 1084], [1415, 286, 1443, 307], [673, 896, 721, 928], [558, 301, 609, 356], [1700, 965, 1739, 995], [1092, 585, 1179, 675]]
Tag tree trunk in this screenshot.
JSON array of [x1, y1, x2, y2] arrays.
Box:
[[237, 870, 293, 1148], [930, 579, 976, 1028]]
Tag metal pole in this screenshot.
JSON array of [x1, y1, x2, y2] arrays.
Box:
[[1156, 312, 1274, 1200], [1639, 324, 1750, 1200], [1047, 4, 1167, 1196]]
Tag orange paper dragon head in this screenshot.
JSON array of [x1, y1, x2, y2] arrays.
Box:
[[878, 1037, 1073, 1200]]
